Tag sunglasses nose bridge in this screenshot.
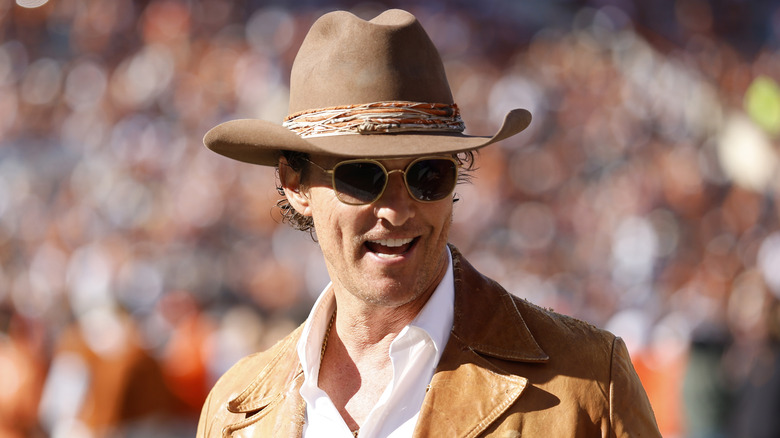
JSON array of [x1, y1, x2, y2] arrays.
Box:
[[377, 167, 415, 202], [384, 168, 408, 187]]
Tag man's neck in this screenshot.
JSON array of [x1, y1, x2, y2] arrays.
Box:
[[333, 296, 424, 348], [317, 301, 405, 430], [317, 253, 448, 430]]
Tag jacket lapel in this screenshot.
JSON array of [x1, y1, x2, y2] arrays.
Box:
[[222, 327, 307, 438], [413, 337, 530, 438], [413, 247, 549, 438]]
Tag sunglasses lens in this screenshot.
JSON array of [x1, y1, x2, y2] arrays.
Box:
[[333, 161, 386, 204], [406, 159, 458, 201]]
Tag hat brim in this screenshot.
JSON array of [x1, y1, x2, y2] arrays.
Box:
[[204, 108, 531, 166]]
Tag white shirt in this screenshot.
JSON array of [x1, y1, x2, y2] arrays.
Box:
[[297, 247, 455, 438]]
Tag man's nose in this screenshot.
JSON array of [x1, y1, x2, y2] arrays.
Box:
[[373, 172, 415, 226]]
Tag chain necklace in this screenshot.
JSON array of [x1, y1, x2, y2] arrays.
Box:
[[319, 310, 359, 437], [320, 309, 336, 360]]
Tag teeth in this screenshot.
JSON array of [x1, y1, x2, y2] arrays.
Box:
[[370, 237, 414, 247]]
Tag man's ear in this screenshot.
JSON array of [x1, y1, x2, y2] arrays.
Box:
[[279, 157, 313, 217]]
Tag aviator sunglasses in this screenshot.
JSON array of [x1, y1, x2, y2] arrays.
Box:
[[303, 156, 461, 205]]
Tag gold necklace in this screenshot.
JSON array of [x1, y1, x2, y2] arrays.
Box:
[[320, 310, 359, 437], [320, 309, 336, 361]]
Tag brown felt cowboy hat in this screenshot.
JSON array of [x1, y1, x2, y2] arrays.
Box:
[[204, 9, 532, 167]]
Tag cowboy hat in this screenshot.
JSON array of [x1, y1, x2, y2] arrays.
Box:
[[204, 9, 531, 166]]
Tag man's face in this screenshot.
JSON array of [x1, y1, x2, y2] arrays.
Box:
[[288, 155, 453, 310]]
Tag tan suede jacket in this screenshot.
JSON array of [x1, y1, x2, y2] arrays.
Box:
[[197, 247, 661, 437]]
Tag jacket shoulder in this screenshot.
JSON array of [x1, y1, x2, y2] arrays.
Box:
[[509, 292, 622, 374], [197, 323, 303, 437], [450, 244, 618, 364], [216, 323, 303, 394], [513, 295, 616, 346]]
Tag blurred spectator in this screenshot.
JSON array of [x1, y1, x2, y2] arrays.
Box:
[[0, 310, 46, 437], [38, 307, 192, 437], [726, 241, 780, 438]]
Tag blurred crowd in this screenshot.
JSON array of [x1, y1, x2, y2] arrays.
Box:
[[1, 0, 780, 437]]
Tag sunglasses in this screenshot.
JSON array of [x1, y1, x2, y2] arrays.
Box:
[[303, 156, 461, 205]]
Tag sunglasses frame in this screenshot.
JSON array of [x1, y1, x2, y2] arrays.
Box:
[[304, 156, 461, 205]]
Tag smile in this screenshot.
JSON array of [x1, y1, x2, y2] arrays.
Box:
[[364, 237, 417, 258]]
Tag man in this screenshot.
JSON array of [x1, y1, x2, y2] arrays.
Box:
[[197, 9, 660, 437]]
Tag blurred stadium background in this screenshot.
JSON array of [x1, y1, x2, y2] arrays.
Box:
[[1, 0, 780, 436]]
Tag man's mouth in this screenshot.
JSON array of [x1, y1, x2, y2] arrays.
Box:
[[364, 237, 416, 258]]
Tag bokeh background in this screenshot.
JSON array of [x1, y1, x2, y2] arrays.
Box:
[[2, 0, 780, 437]]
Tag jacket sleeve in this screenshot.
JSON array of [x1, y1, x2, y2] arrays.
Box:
[[608, 336, 662, 437]]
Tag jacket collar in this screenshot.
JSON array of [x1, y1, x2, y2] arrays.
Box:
[[448, 245, 548, 363], [227, 325, 304, 414], [224, 245, 549, 436], [222, 326, 306, 437], [409, 246, 548, 438]]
